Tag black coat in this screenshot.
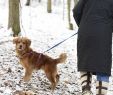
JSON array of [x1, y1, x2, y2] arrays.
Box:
[[73, 0, 113, 76]]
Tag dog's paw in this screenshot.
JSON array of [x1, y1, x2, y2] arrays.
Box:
[[50, 84, 56, 91], [23, 76, 30, 82]]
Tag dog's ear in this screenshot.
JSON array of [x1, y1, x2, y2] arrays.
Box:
[[13, 37, 19, 44], [26, 38, 31, 47]]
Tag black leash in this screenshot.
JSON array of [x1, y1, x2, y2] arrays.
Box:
[[43, 32, 78, 53]]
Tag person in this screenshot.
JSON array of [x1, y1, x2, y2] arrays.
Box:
[[73, 0, 113, 95]]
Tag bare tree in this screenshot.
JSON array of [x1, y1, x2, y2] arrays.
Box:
[[67, 0, 73, 30], [8, 0, 13, 29], [47, 0, 52, 13], [74, 0, 79, 5], [26, 0, 41, 5], [26, 0, 30, 6], [8, 0, 21, 36], [38, 0, 41, 3]]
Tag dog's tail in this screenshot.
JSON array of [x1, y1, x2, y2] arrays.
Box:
[[54, 53, 67, 64]]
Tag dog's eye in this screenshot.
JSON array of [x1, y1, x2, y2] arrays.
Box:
[[17, 41, 20, 43], [23, 42, 26, 44]]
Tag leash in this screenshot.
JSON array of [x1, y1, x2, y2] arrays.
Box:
[[35, 32, 77, 67], [43, 32, 78, 53]]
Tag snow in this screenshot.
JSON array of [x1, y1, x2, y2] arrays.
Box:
[[0, 0, 113, 95]]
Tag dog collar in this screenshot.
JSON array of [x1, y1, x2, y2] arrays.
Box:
[[18, 51, 33, 59]]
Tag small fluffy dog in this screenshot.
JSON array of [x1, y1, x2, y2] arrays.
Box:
[[13, 37, 67, 90]]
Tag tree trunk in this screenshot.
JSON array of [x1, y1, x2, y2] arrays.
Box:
[[67, 0, 73, 30], [8, 0, 13, 29], [74, 0, 78, 5], [63, 0, 65, 20], [47, 0, 52, 13], [26, 0, 30, 6], [38, 0, 41, 3], [8, 0, 21, 36]]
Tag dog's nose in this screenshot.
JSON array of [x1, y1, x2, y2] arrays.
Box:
[[19, 45, 22, 49]]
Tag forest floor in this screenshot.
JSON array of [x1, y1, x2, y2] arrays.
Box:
[[0, 0, 113, 95], [0, 24, 113, 95]]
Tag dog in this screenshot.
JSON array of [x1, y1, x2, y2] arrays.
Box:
[[13, 37, 67, 90]]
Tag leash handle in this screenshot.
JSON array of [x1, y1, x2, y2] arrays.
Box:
[[43, 32, 78, 53]]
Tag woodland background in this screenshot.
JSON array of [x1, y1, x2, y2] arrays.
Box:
[[0, 0, 113, 95]]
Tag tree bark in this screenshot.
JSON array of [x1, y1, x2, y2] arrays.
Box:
[[8, 0, 21, 36], [74, 0, 78, 5], [8, 0, 13, 29], [38, 0, 41, 3], [67, 0, 73, 30], [26, 0, 30, 6], [47, 0, 52, 13]]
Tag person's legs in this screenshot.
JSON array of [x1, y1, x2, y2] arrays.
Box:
[[96, 73, 109, 95], [80, 71, 93, 95]]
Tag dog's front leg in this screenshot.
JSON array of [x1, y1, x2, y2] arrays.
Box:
[[23, 68, 33, 82]]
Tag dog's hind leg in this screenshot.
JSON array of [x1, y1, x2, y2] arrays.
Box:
[[45, 72, 57, 91]]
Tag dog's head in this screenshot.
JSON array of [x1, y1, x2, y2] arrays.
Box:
[[13, 37, 31, 51]]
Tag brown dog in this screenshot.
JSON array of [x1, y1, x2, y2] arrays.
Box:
[[13, 37, 67, 90]]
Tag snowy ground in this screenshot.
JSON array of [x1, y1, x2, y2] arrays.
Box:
[[0, 0, 113, 95]]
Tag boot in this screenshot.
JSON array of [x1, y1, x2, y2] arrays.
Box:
[[96, 81, 108, 95], [80, 72, 93, 95]]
